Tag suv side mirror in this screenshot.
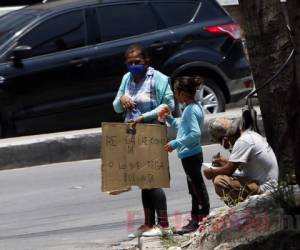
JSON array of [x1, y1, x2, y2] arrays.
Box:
[[12, 45, 32, 65]]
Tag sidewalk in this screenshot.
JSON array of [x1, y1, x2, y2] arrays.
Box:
[[0, 107, 263, 170], [111, 213, 199, 250]]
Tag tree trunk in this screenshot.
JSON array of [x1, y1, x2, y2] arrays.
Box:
[[238, 0, 295, 179], [286, 0, 300, 185]]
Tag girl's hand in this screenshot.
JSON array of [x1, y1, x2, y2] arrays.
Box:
[[164, 143, 173, 152], [158, 105, 171, 122]]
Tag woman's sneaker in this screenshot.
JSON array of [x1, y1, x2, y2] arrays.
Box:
[[128, 224, 152, 238], [142, 225, 173, 237]]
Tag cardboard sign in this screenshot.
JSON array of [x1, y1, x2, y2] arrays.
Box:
[[101, 122, 170, 192]]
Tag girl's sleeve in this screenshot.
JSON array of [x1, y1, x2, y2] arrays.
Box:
[[113, 74, 128, 113], [143, 78, 175, 122], [169, 108, 202, 150], [166, 116, 180, 130]]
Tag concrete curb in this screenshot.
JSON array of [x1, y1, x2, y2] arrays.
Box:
[[0, 107, 263, 170]]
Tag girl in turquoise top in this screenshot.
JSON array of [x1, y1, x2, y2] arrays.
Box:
[[160, 76, 210, 234]]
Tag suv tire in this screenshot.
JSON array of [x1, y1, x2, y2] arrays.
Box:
[[197, 77, 226, 114]]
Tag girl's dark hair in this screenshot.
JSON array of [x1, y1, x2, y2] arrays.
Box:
[[174, 76, 204, 97], [125, 44, 149, 61]]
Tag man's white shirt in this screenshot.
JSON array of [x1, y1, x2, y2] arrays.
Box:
[[229, 130, 279, 192]]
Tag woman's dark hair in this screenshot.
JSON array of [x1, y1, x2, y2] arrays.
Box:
[[125, 44, 150, 61], [174, 76, 204, 97]]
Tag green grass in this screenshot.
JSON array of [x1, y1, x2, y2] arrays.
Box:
[[161, 234, 191, 249]]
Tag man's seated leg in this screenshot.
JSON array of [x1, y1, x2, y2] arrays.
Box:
[[213, 175, 261, 205]]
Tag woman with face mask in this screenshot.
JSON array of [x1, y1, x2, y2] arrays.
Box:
[[113, 44, 175, 238]]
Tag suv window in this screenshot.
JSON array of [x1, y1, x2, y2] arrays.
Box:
[[0, 13, 35, 46], [18, 10, 86, 57], [152, 1, 198, 27], [85, 8, 101, 45], [97, 3, 159, 42]]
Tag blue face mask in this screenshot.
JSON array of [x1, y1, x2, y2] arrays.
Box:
[[127, 64, 146, 76]]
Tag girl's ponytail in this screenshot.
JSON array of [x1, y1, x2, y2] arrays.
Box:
[[174, 76, 204, 98]]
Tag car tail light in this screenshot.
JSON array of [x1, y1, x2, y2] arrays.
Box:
[[244, 79, 254, 89], [204, 23, 242, 40]]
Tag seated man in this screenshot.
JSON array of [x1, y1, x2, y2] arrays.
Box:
[[203, 117, 279, 205]]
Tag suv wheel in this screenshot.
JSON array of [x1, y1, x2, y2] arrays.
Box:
[[196, 78, 225, 114], [175, 77, 226, 116]]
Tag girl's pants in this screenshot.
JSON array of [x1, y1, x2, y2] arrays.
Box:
[[181, 153, 210, 221]]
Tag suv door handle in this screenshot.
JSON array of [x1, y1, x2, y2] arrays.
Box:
[[151, 41, 167, 51], [69, 58, 89, 67]]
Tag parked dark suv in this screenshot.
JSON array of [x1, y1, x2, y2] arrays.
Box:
[[0, 0, 253, 138]]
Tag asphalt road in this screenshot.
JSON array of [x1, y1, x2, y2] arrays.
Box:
[[0, 144, 230, 250]]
